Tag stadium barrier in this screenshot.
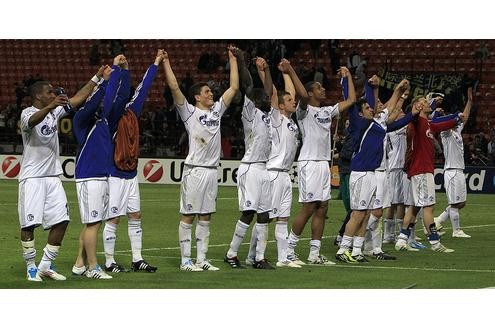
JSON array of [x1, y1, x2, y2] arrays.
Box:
[[1, 154, 494, 193]]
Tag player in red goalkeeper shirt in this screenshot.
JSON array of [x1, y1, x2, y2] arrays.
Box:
[[395, 95, 462, 253]]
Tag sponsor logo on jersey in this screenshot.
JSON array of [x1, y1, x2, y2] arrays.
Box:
[[2, 156, 20, 178], [199, 114, 220, 127], [314, 111, 331, 124], [143, 160, 164, 182], [40, 124, 58, 136]]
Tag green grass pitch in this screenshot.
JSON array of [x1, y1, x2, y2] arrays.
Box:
[[0, 179, 494, 289]]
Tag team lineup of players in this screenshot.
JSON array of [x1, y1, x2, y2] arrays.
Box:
[[17, 46, 472, 281]]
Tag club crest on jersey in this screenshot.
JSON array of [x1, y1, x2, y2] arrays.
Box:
[[212, 111, 220, 118], [111, 206, 118, 214], [314, 111, 331, 124], [27, 214, 34, 221], [360, 200, 367, 207], [40, 124, 57, 136], [374, 199, 381, 206], [199, 114, 219, 127], [287, 122, 298, 132], [186, 204, 193, 211], [245, 200, 252, 207], [307, 192, 314, 200], [273, 208, 278, 214], [91, 210, 98, 217], [261, 113, 271, 125]]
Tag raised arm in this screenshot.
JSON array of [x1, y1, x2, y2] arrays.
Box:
[[220, 46, 239, 107], [461, 87, 473, 124], [386, 79, 409, 122], [69, 64, 108, 108], [256, 57, 273, 100], [162, 51, 186, 105], [108, 57, 132, 129], [236, 48, 253, 98], [279, 58, 309, 108], [337, 67, 356, 112], [258, 58, 279, 108], [102, 55, 124, 119]]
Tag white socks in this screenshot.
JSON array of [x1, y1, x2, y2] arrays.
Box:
[[449, 207, 461, 230], [309, 239, 321, 259], [337, 235, 353, 254], [21, 240, 36, 270], [38, 244, 60, 272], [351, 236, 364, 257], [275, 221, 289, 262], [179, 221, 193, 264], [255, 223, 268, 262], [437, 206, 451, 224], [287, 230, 300, 256], [103, 222, 117, 267], [247, 224, 258, 261], [195, 221, 210, 264], [227, 220, 249, 258], [128, 220, 143, 262]]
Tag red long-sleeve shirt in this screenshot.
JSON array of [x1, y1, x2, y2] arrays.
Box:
[[404, 116, 457, 178]]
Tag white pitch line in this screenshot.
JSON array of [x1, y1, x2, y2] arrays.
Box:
[[103, 222, 495, 255]]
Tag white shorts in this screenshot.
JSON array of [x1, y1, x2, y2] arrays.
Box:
[[403, 174, 414, 206], [389, 169, 405, 204], [18, 177, 70, 230], [411, 173, 436, 207], [297, 160, 331, 203], [108, 176, 140, 218], [373, 170, 391, 209], [350, 171, 377, 210], [444, 169, 467, 204], [237, 163, 271, 213], [76, 178, 109, 224], [180, 165, 218, 215], [269, 170, 292, 219]]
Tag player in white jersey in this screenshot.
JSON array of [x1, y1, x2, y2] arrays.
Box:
[[18, 67, 106, 281], [244, 58, 306, 268], [286, 66, 356, 265], [225, 55, 275, 269], [434, 87, 473, 238], [163, 47, 239, 272]]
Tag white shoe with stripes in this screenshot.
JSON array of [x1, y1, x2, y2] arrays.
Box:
[[39, 268, 66, 281], [432, 243, 455, 253], [180, 259, 203, 272], [85, 265, 113, 279], [196, 260, 220, 271]]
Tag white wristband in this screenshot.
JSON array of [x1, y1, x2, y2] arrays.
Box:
[[91, 75, 100, 84]]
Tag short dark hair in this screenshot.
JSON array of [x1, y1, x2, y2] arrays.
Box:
[[277, 90, 290, 105], [28, 81, 50, 98], [188, 82, 209, 105], [304, 81, 316, 93], [356, 98, 368, 111]]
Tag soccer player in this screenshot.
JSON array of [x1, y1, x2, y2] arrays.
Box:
[[246, 58, 308, 268], [102, 50, 166, 273], [72, 55, 125, 279], [286, 67, 356, 265], [335, 79, 412, 263], [395, 95, 463, 253], [18, 67, 107, 282], [434, 87, 473, 238], [224, 55, 274, 269], [163, 47, 239, 271]]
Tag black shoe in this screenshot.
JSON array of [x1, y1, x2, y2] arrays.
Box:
[[105, 262, 130, 273], [373, 252, 396, 260], [252, 259, 275, 270], [224, 254, 244, 269], [131, 260, 157, 272]]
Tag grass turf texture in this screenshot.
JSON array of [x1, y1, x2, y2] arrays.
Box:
[[0, 179, 494, 289]]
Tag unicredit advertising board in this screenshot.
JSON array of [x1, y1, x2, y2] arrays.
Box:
[[1, 154, 494, 193]]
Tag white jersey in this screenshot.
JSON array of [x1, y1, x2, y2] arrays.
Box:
[[297, 103, 339, 161], [376, 137, 388, 171], [19, 105, 68, 181], [176, 97, 227, 167], [387, 125, 407, 170], [241, 96, 272, 163], [267, 109, 299, 171], [440, 122, 465, 170]]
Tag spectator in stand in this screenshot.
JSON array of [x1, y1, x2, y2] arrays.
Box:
[[488, 129, 495, 165], [347, 50, 362, 74]]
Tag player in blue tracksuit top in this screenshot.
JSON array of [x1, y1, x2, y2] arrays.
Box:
[[336, 78, 417, 263], [71, 55, 127, 279], [102, 50, 165, 274]]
